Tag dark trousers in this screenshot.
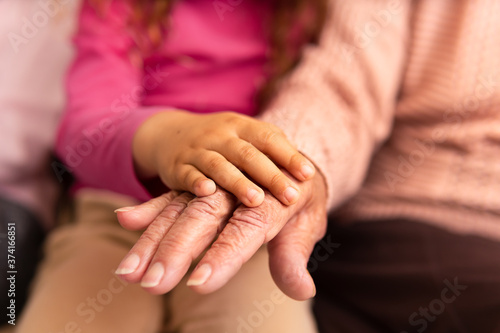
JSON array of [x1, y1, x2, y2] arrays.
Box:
[[0, 197, 45, 325], [311, 219, 500, 333]]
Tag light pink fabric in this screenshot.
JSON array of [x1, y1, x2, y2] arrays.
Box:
[[0, 0, 80, 229], [262, 0, 500, 241], [56, 0, 270, 201]]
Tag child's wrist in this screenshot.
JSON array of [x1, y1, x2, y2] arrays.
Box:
[[132, 110, 187, 179]]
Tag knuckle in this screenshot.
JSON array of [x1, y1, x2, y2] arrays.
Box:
[[219, 112, 243, 126], [259, 130, 281, 148], [230, 177, 247, 193], [157, 200, 186, 221], [201, 154, 225, 173], [181, 188, 236, 226], [185, 196, 222, 220], [195, 132, 217, 146], [289, 238, 311, 258], [267, 123, 285, 136], [225, 137, 242, 152], [162, 191, 178, 201], [268, 172, 284, 189], [138, 229, 161, 246], [239, 144, 258, 163], [209, 239, 245, 268], [288, 152, 304, 168], [155, 238, 188, 259], [231, 208, 270, 232], [146, 196, 169, 211]]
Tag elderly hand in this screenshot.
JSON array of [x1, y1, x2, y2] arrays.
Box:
[[115, 172, 327, 300]]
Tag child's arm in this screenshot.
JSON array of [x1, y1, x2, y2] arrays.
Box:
[[133, 110, 316, 208], [57, 0, 312, 206], [56, 0, 167, 201]]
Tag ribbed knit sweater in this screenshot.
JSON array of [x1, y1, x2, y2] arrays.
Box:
[[261, 0, 500, 241]]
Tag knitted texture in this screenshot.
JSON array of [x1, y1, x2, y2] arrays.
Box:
[[261, 0, 500, 240]]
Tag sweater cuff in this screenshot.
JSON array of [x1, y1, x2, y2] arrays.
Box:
[[102, 106, 167, 202], [258, 84, 357, 212]]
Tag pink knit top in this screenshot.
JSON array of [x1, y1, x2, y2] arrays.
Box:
[[261, 0, 500, 241], [57, 0, 270, 201], [58, 0, 500, 241]]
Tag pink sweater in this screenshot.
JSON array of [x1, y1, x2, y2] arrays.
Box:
[[261, 0, 500, 241], [59, 0, 500, 242], [57, 0, 270, 202]]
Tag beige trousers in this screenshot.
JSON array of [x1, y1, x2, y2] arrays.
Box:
[[16, 189, 317, 333]]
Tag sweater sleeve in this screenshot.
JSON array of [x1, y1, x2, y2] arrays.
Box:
[[56, 0, 167, 201], [259, 0, 411, 211]]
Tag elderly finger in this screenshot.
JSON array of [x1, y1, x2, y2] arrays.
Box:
[[185, 193, 295, 294], [115, 191, 180, 231], [267, 208, 327, 300], [140, 188, 237, 295], [115, 192, 194, 282]]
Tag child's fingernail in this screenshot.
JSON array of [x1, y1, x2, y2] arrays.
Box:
[[284, 187, 299, 204], [301, 164, 315, 179], [114, 206, 135, 213], [141, 262, 165, 288], [247, 188, 262, 204], [187, 263, 212, 286], [202, 179, 217, 194], [115, 253, 140, 275]]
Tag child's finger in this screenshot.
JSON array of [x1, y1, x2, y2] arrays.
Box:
[[217, 140, 301, 206], [164, 164, 217, 197], [241, 124, 316, 181], [190, 151, 265, 207]]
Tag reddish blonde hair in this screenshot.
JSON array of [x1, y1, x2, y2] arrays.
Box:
[[92, 0, 328, 108]]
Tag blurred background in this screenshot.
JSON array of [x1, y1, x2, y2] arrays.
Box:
[[0, 0, 80, 329]]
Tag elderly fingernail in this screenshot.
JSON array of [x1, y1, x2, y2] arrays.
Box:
[[187, 264, 212, 286], [284, 187, 299, 204], [141, 262, 165, 288], [114, 206, 135, 213], [301, 164, 315, 179], [115, 253, 140, 275], [308, 272, 316, 298]]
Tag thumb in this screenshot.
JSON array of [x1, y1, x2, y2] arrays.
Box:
[[267, 210, 326, 301]]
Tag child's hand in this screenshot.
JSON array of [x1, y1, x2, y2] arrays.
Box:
[[133, 110, 316, 207]]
